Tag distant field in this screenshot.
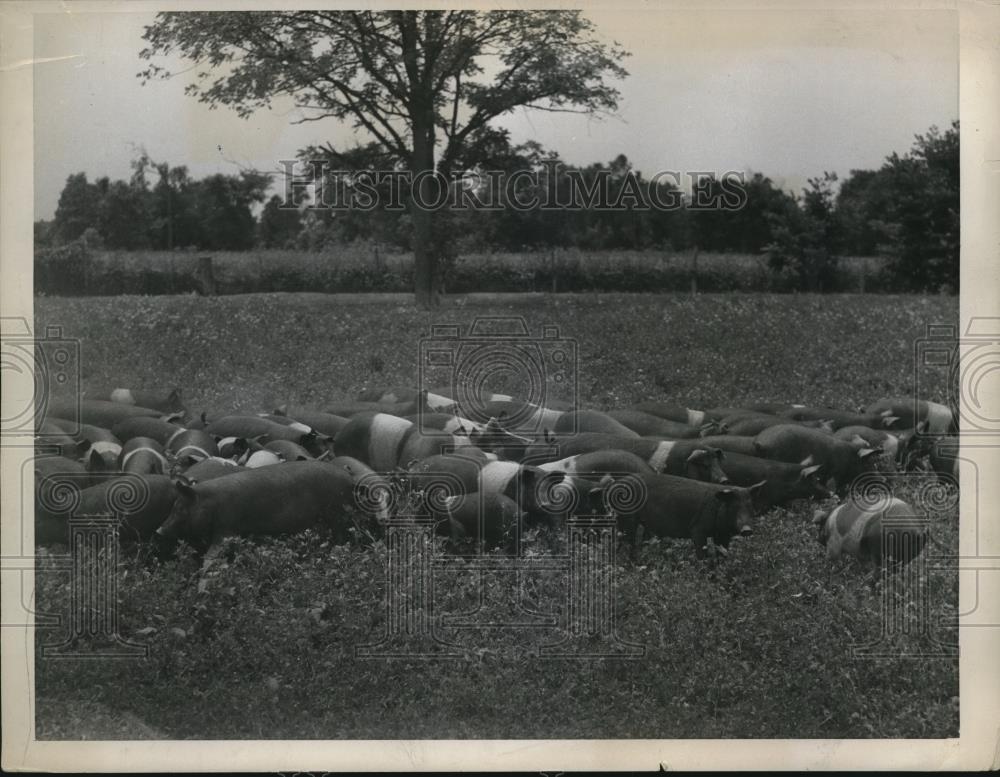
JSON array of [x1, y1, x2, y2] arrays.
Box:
[[33, 292, 958, 740], [35, 245, 890, 296]]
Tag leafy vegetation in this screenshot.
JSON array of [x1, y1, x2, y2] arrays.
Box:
[[33, 292, 958, 739], [36, 122, 959, 295], [35, 245, 893, 297]]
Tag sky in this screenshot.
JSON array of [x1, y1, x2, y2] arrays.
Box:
[[32, 6, 958, 220]]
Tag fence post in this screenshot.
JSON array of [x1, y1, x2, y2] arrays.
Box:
[[690, 245, 700, 296], [196, 255, 217, 296]]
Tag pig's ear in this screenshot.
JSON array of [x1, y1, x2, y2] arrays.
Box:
[[748, 480, 767, 496], [800, 464, 824, 480], [163, 411, 185, 424], [715, 488, 737, 501], [858, 447, 878, 459], [799, 454, 815, 467], [173, 478, 196, 498], [850, 434, 869, 448], [882, 415, 900, 429], [685, 449, 707, 463], [273, 404, 287, 416], [819, 420, 835, 433]]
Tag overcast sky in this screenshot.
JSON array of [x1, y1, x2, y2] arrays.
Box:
[[33, 7, 958, 220]]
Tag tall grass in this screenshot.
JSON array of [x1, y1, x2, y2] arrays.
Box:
[[35, 244, 891, 296]]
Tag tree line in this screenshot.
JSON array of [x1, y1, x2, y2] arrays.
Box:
[[37, 120, 958, 293]]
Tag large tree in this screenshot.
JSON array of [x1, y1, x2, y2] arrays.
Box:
[[139, 10, 628, 306]]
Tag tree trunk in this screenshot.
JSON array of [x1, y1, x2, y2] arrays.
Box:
[[411, 119, 440, 309]]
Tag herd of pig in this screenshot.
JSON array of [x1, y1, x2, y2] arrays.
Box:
[[33, 386, 960, 568]]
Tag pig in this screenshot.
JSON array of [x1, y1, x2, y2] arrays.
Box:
[[328, 455, 377, 479], [606, 410, 702, 439], [324, 400, 415, 418], [357, 387, 422, 404], [408, 455, 554, 521], [432, 491, 525, 551], [36, 473, 178, 546], [155, 461, 372, 554], [715, 451, 830, 510], [111, 416, 186, 446], [813, 496, 927, 567], [87, 442, 122, 476], [216, 436, 255, 460], [334, 412, 415, 471], [864, 397, 956, 435], [752, 425, 879, 492], [85, 387, 186, 415], [398, 431, 474, 467], [554, 410, 640, 438], [445, 446, 500, 465], [595, 472, 761, 558], [45, 418, 119, 446], [833, 426, 901, 468], [245, 450, 284, 468], [685, 435, 760, 457], [271, 407, 351, 437], [537, 449, 654, 477], [460, 398, 563, 433], [34, 456, 93, 531], [630, 401, 708, 428], [264, 440, 314, 461], [205, 416, 323, 454], [403, 413, 485, 436], [929, 436, 960, 483], [745, 402, 808, 415], [702, 406, 762, 422], [714, 413, 792, 437], [46, 399, 162, 430], [35, 419, 90, 459], [778, 405, 899, 431], [257, 414, 320, 435], [180, 457, 242, 483], [460, 418, 534, 462], [119, 437, 168, 475], [165, 429, 219, 466], [522, 433, 727, 482]]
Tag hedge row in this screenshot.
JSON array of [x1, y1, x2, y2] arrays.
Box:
[[34, 244, 897, 296]]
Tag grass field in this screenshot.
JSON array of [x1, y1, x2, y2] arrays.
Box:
[[32, 291, 959, 740]]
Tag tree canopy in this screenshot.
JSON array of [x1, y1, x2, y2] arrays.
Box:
[[139, 10, 630, 305]]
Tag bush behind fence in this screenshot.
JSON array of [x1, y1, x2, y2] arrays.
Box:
[[35, 244, 895, 296]]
